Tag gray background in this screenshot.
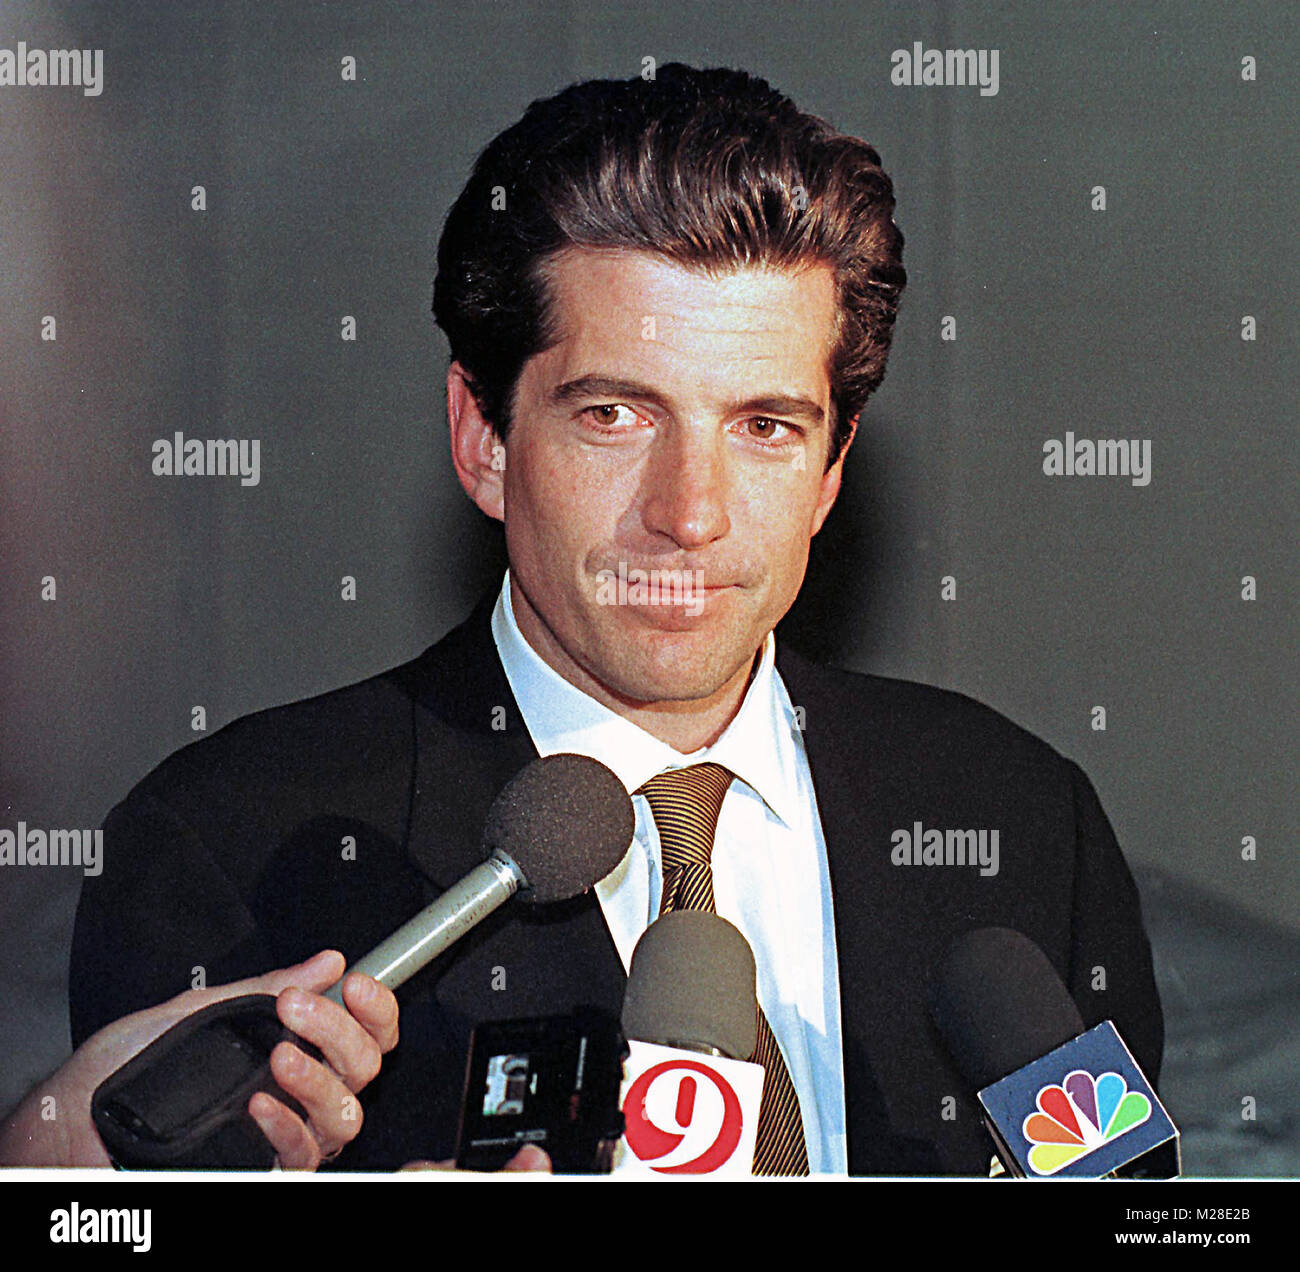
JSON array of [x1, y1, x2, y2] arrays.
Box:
[[1, 1, 1295, 1173]]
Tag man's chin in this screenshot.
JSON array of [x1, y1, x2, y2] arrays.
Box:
[[584, 620, 761, 706]]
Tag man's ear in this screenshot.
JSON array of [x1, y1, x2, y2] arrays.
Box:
[[810, 412, 858, 536], [447, 362, 505, 523]]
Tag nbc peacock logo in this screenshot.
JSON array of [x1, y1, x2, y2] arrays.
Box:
[[1022, 1069, 1152, 1175]]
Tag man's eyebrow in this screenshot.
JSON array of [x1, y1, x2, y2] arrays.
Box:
[[551, 376, 669, 408], [738, 394, 827, 427], [550, 376, 826, 426]]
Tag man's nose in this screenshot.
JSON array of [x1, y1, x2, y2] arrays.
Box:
[[639, 425, 732, 550]]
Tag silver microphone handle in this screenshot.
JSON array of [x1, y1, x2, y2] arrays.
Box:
[[323, 855, 520, 1004]]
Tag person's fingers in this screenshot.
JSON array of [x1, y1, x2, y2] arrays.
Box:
[[66, 951, 348, 1104], [275, 987, 383, 1093], [397, 1146, 551, 1173], [253, 950, 346, 998], [247, 1090, 321, 1171], [254, 965, 391, 1167], [268, 1040, 362, 1157], [339, 973, 399, 1054], [502, 1145, 551, 1172], [84, 952, 383, 1170], [164, 950, 346, 1018]]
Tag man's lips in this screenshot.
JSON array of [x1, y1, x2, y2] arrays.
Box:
[[590, 570, 744, 588], [631, 585, 739, 617], [587, 565, 751, 616], [603, 581, 741, 598]]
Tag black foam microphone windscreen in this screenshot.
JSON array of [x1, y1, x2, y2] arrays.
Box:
[[929, 927, 1085, 1091], [484, 752, 636, 903], [621, 911, 759, 1060]]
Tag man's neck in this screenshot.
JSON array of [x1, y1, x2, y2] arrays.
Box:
[[508, 578, 757, 754]]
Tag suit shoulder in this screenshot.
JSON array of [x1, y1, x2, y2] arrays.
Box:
[[778, 645, 1071, 777], [114, 657, 422, 820]]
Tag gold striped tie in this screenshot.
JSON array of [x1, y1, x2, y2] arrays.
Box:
[[637, 763, 810, 1177]]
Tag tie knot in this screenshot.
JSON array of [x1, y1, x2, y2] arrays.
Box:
[[636, 762, 735, 874]]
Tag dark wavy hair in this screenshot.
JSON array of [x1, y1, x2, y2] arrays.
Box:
[[433, 64, 906, 468]]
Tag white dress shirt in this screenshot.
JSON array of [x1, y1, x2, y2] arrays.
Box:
[[490, 572, 848, 1172]]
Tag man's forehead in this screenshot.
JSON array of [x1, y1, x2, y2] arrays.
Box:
[[535, 247, 837, 396]]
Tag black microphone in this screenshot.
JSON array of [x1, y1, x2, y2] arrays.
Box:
[[91, 753, 635, 1169], [930, 927, 1179, 1178], [615, 912, 766, 1175]]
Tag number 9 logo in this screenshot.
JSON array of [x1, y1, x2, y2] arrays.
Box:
[[623, 1060, 744, 1173]]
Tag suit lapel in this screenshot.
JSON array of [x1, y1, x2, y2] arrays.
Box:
[[391, 594, 537, 886]]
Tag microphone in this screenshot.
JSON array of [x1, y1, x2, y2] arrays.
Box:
[[621, 910, 758, 1058], [930, 927, 1179, 1178], [324, 752, 635, 1000], [613, 912, 766, 1176], [91, 753, 635, 1169]]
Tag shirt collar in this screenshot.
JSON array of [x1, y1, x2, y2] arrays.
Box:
[[490, 571, 803, 829]]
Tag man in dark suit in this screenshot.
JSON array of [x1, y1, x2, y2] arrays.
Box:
[[70, 64, 1162, 1175]]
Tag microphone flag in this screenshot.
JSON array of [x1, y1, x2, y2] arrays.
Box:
[[977, 1021, 1180, 1178], [611, 1040, 764, 1177]]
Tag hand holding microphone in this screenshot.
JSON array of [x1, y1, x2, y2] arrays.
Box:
[[86, 754, 635, 1170], [0, 949, 396, 1170]]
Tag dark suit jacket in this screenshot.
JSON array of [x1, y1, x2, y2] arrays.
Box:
[[70, 596, 1163, 1173]]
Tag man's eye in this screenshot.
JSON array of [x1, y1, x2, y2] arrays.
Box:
[[744, 417, 793, 442], [584, 404, 642, 429]]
